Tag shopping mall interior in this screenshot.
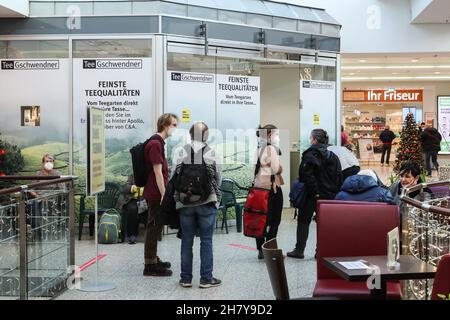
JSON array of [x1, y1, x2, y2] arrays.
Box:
[[0, 0, 449, 305]]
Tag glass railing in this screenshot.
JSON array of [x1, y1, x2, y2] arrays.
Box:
[[400, 181, 450, 300], [0, 176, 76, 300]]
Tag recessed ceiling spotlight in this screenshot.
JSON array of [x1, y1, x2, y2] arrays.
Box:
[[411, 59, 420, 62], [435, 71, 441, 74], [359, 59, 367, 63]]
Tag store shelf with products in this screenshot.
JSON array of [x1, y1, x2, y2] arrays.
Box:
[[344, 113, 386, 143]]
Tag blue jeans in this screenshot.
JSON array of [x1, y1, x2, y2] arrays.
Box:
[[425, 151, 439, 174], [179, 204, 216, 282]]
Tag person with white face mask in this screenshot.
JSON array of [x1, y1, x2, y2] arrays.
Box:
[[29, 154, 64, 238], [143, 113, 178, 277], [253, 124, 284, 260], [31, 154, 62, 197], [36, 154, 61, 177]]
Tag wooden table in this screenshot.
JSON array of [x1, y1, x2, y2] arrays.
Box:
[[323, 255, 436, 299]]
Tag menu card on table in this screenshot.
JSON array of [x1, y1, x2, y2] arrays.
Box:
[[387, 227, 400, 268]]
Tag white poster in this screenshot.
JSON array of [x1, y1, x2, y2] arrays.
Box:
[[300, 80, 336, 152], [0, 59, 70, 174], [73, 58, 153, 184], [358, 138, 376, 161], [437, 96, 450, 153], [216, 74, 260, 135], [165, 71, 216, 130]]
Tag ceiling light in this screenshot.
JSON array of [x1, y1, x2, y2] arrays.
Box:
[[435, 71, 441, 74], [411, 59, 419, 62], [358, 59, 367, 63]]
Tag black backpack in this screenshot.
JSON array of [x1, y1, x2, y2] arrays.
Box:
[[129, 135, 162, 187], [174, 145, 212, 204]]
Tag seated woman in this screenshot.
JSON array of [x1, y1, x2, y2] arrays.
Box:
[[389, 161, 433, 207], [335, 169, 393, 203]]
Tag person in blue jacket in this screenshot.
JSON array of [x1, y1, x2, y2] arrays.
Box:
[[335, 169, 393, 204]]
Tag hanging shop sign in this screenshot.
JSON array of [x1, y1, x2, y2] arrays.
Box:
[[343, 89, 423, 103]]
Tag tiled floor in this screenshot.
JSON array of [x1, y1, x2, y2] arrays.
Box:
[[56, 163, 439, 300], [57, 208, 316, 300]]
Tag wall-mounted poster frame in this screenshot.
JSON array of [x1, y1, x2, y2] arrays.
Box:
[[437, 96, 450, 154]]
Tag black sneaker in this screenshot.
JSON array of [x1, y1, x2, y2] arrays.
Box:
[[179, 279, 192, 288], [286, 249, 304, 259], [199, 277, 222, 288], [157, 256, 171, 269], [258, 250, 264, 260], [143, 263, 172, 277], [128, 235, 137, 244]]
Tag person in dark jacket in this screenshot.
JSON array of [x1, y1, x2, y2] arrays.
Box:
[[420, 125, 442, 176], [335, 169, 393, 203], [418, 122, 425, 135], [287, 129, 343, 259], [379, 125, 396, 166]]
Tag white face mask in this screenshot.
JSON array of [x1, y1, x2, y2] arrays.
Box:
[[168, 127, 177, 137], [44, 162, 54, 171], [271, 135, 280, 146]]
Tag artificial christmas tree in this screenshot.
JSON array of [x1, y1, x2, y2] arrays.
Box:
[[393, 113, 424, 174]]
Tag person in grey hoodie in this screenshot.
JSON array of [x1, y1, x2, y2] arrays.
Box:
[[172, 122, 222, 289]]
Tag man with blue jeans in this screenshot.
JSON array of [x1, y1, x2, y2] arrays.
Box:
[[179, 204, 216, 287], [173, 122, 222, 288]]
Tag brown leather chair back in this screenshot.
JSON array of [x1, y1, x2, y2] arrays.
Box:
[[262, 238, 289, 300]]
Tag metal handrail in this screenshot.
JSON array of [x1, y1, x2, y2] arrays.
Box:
[[0, 176, 76, 196], [400, 180, 450, 217], [400, 179, 450, 299]]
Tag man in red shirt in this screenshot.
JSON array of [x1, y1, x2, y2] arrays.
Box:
[[143, 113, 178, 276]]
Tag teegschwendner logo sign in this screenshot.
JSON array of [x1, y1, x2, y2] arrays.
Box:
[[82, 59, 143, 69], [1, 60, 60, 70]]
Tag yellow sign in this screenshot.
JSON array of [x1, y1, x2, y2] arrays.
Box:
[[313, 114, 320, 125], [88, 107, 105, 195], [181, 108, 190, 123]]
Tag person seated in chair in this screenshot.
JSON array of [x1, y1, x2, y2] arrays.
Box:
[[389, 161, 433, 207], [335, 169, 393, 204], [117, 175, 148, 244]]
